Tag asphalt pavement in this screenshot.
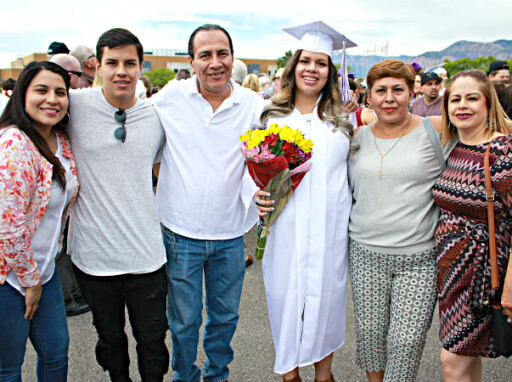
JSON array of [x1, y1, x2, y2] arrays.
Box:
[[23, 228, 511, 381]]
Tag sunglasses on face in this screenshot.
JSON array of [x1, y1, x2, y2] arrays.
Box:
[[69, 70, 82, 77], [114, 109, 126, 142]]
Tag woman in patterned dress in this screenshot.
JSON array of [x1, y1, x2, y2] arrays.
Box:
[[433, 69, 512, 381], [0, 61, 78, 381]]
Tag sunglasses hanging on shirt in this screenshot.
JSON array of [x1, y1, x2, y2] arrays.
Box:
[[114, 109, 127, 142]]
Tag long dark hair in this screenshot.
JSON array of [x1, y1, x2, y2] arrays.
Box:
[[260, 49, 354, 150], [0, 61, 70, 189]]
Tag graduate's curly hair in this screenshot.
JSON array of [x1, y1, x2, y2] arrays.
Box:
[[260, 49, 354, 150]]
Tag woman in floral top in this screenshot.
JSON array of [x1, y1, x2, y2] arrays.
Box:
[[0, 61, 78, 381]]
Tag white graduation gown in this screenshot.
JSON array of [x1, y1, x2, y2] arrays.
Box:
[[262, 106, 351, 374]]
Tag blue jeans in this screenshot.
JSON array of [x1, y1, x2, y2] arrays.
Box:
[[162, 227, 245, 382], [0, 270, 69, 381]]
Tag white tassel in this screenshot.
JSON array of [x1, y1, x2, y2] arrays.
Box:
[[340, 40, 351, 102]]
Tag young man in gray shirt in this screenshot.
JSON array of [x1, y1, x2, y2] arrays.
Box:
[[67, 28, 169, 382]]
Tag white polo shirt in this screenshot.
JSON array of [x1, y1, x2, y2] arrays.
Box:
[[152, 77, 264, 240]]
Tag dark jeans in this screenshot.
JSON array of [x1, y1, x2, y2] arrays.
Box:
[[74, 265, 169, 382]]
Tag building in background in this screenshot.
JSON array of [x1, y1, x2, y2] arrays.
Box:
[[0, 49, 277, 80]]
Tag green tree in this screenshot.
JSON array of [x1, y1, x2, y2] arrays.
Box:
[[277, 50, 293, 68], [143, 68, 175, 87], [334, 63, 354, 74], [443, 56, 512, 78]]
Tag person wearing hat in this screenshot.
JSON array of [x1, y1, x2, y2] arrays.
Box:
[[488, 60, 510, 85], [47, 41, 70, 59], [254, 20, 356, 382], [410, 72, 443, 117]]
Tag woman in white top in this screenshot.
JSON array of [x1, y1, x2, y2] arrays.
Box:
[[0, 61, 78, 381], [255, 22, 355, 382]]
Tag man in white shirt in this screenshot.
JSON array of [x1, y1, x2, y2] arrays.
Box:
[[151, 24, 262, 382]]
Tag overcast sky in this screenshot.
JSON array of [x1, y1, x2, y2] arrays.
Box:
[[1, 0, 511, 68]]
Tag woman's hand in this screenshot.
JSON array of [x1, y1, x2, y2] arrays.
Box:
[[501, 255, 512, 321], [24, 283, 42, 320], [342, 91, 358, 114], [253, 190, 275, 217]]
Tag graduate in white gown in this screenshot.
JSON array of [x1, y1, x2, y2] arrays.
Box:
[[254, 21, 356, 382]]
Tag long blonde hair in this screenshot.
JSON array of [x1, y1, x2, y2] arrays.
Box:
[[441, 69, 511, 145], [242, 73, 259, 92]]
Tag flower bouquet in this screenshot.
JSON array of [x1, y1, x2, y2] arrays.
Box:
[[240, 124, 313, 260]]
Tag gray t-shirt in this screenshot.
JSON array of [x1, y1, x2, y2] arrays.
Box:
[[410, 96, 442, 117], [67, 87, 166, 276], [348, 121, 445, 254]]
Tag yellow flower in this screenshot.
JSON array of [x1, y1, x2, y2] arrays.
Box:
[[240, 130, 252, 142], [298, 138, 313, 153], [246, 129, 268, 149], [278, 126, 296, 144], [242, 123, 313, 153]]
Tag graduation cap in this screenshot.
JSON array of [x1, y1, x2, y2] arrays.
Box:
[[408, 58, 422, 72], [283, 20, 356, 57], [425, 63, 447, 75], [282, 21, 357, 102]]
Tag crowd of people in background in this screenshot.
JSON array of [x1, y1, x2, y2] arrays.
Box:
[[1, 22, 512, 382]]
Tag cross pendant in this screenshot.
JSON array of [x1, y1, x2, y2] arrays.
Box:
[[378, 171, 383, 180]]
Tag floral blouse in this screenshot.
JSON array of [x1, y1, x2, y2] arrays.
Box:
[[0, 126, 78, 288]]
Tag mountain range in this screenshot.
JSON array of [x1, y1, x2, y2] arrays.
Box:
[[335, 39, 512, 77]]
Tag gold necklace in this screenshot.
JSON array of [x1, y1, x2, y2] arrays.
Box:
[[373, 113, 412, 180]]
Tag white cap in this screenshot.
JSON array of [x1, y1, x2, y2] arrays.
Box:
[[282, 21, 357, 57]]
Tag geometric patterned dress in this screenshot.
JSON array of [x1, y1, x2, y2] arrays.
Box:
[[433, 135, 512, 357]]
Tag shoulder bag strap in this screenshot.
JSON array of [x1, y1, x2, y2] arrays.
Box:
[[483, 139, 500, 307], [423, 117, 446, 171]]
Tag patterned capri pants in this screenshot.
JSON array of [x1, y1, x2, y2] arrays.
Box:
[[348, 239, 437, 382]]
